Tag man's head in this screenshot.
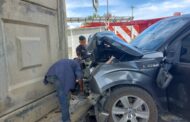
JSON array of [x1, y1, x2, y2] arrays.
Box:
[[79, 35, 86, 46]]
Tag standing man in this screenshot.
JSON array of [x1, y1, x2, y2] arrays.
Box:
[[76, 35, 89, 59], [44, 59, 83, 122]]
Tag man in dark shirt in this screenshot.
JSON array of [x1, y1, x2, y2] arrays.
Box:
[[76, 35, 88, 59], [44, 59, 83, 122]]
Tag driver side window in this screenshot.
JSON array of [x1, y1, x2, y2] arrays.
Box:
[[180, 35, 190, 63]]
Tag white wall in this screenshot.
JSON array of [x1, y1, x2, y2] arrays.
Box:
[[67, 27, 104, 58]]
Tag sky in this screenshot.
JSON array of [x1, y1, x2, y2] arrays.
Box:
[[65, 0, 190, 27]]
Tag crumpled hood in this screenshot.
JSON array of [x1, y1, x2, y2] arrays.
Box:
[[87, 31, 143, 57]]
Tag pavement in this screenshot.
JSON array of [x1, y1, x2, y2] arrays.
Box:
[[38, 112, 188, 122], [38, 95, 188, 122], [38, 95, 93, 122], [160, 114, 188, 122]]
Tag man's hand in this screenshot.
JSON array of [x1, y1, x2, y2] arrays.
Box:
[[76, 79, 84, 92], [106, 56, 115, 64]]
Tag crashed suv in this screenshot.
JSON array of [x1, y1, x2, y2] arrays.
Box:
[[86, 14, 190, 122]]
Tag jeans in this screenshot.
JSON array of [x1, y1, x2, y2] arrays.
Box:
[[55, 81, 71, 122], [58, 91, 70, 122], [47, 76, 71, 122]]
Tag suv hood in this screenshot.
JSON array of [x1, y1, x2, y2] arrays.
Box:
[[87, 31, 143, 57]]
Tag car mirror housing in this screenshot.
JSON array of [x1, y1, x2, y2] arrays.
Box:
[[164, 50, 178, 64]]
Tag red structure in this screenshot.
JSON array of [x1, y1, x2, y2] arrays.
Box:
[[81, 17, 165, 43]]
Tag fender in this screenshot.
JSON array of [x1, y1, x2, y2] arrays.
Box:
[[89, 63, 168, 111]]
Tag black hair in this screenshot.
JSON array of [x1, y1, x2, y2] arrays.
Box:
[[79, 35, 86, 41]]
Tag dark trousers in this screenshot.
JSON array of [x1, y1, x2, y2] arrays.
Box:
[[55, 81, 71, 122], [47, 76, 70, 122], [57, 91, 70, 122]]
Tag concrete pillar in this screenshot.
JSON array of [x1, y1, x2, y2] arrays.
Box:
[[58, 0, 68, 58]]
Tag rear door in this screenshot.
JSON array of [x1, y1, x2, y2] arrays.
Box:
[[168, 32, 190, 119]]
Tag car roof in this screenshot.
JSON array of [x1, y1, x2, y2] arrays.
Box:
[[180, 14, 190, 19], [163, 14, 190, 22]]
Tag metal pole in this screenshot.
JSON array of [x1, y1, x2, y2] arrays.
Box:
[[131, 6, 134, 40], [131, 6, 134, 20], [106, 0, 109, 30], [107, 0, 109, 20]]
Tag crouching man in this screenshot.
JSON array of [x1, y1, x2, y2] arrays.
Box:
[[44, 59, 83, 122]]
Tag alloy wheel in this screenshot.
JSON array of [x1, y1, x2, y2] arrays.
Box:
[[112, 95, 150, 122]]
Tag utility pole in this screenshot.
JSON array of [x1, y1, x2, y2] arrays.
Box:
[[105, 0, 109, 30], [131, 6, 134, 20], [107, 0, 109, 20], [131, 6, 135, 40]]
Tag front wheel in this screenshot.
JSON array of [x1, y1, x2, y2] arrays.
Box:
[[104, 87, 158, 122]]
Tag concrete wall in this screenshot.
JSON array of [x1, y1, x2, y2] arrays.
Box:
[[67, 27, 104, 58], [0, 0, 67, 121]]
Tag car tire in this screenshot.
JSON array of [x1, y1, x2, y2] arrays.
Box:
[[104, 86, 158, 122]]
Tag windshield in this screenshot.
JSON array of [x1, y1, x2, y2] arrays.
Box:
[[131, 18, 187, 51]]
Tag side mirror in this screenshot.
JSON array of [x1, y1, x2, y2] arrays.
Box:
[[164, 50, 177, 64], [166, 50, 176, 57], [163, 40, 181, 64]]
